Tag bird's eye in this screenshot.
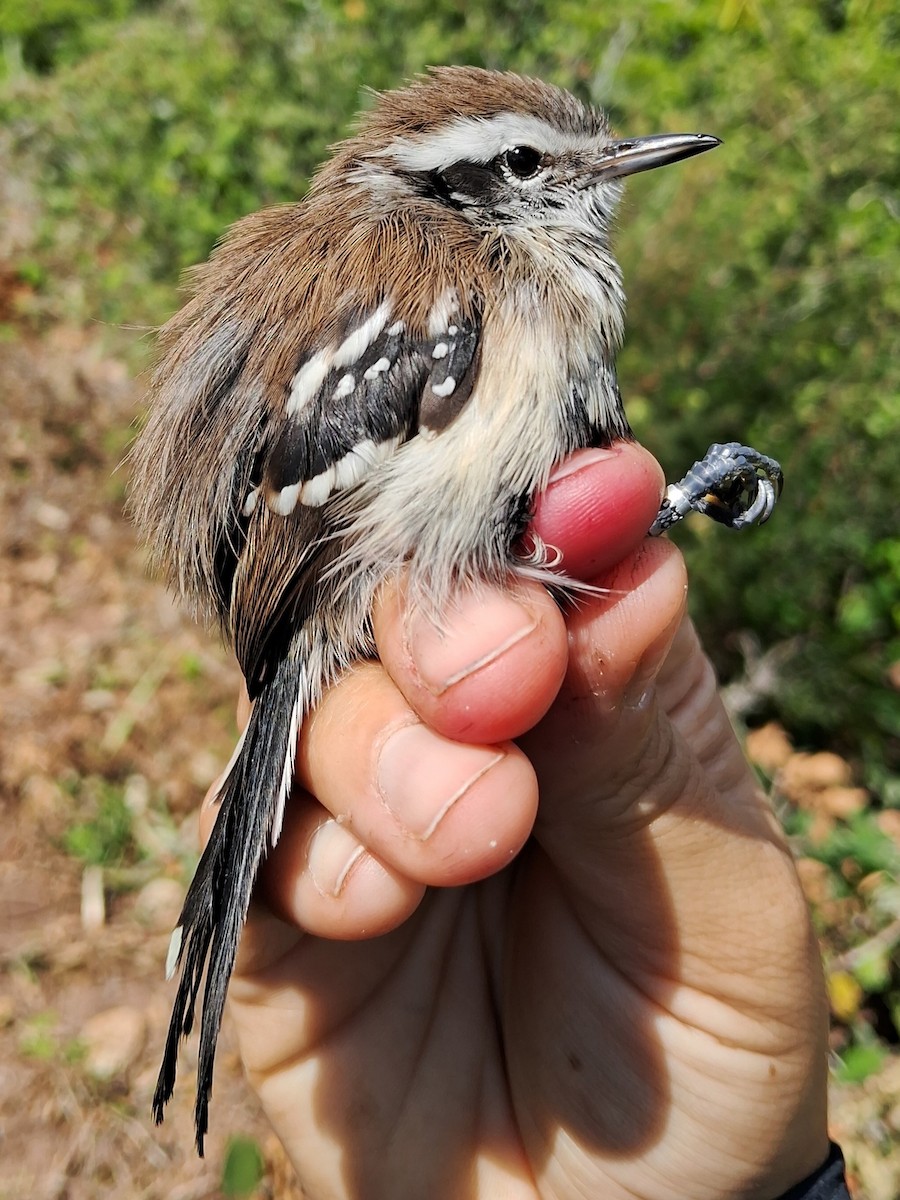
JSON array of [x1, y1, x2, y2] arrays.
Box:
[[502, 146, 543, 180]]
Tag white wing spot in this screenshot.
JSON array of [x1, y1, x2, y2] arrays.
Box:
[[272, 692, 301, 847], [287, 349, 332, 417], [333, 373, 356, 399], [272, 482, 302, 515], [431, 376, 457, 398], [363, 356, 391, 380], [331, 436, 400, 492], [242, 488, 260, 517], [448, 324, 459, 335], [388, 320, 406, 336], [300, 465, 337, 507], [165, 926, 183, 981], [334, 301, 392, 369], [427, 288, 459, 336], [432, 342, 449, 359]]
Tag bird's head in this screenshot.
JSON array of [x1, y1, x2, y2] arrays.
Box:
[[335, 66, 719, 243]]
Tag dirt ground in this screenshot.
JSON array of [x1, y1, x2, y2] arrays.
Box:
[[0, 323, 307, 1198], [0, 314, 898, 1197]]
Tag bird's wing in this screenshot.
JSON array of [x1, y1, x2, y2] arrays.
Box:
[[228, 305, 482, 695], [259, 305, 481, 513]]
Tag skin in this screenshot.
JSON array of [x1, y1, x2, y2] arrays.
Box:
[[201, 441, 830, 1200]]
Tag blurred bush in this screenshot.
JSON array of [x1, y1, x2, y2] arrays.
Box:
[[1, 0, 897, 784]]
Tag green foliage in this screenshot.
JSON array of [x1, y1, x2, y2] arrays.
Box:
[[221, 1135, 265, 1197], [62, 778, 138, 867], [17, 1010, 86, 1065], [796, 805, 900, 1046], [835, 1037, 889, 1085], [0, 0, 897, 770], [603, 2, 900, 774], [18, 1010, 60, 1061], [0, 0, 144, 77], [809, 815, 900, 882]]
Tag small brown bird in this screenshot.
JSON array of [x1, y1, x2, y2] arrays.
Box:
[[131, 65, 781, 1152]]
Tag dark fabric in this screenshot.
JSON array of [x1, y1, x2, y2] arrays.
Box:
[[775, 1143, 850, 1200]]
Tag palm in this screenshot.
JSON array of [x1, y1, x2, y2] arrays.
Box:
[[227, 606, 826, 1200]]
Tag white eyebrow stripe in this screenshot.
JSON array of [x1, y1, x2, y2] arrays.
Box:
[[381, 113, 585, 172]]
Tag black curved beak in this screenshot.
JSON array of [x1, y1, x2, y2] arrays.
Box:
[[585, 133, 721, 183]]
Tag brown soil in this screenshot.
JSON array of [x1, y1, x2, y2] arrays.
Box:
[[0, 325, 304, 1198]]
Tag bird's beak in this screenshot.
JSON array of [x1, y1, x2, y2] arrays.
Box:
[[583, 133, 721, 184]]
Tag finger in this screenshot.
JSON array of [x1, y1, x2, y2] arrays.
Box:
[[218, 441, 664, 934], [521, 536, 689, 838], [374, 577, 568, 744], [297, 661, 539, 888], [199, 775, 424, 943], [372, 441, 664, 744], [530, 441, 665, 579]]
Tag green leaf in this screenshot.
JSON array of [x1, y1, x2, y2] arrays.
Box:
[[221, 1136, 265, 1197], [834, 1040, 888, 1084], [62, 782, 136, 868]]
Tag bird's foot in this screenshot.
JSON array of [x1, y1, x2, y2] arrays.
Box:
[[649, 442, 783, 537]]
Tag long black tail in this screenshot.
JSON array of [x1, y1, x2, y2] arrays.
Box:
[[152, 653, 302, 1154]]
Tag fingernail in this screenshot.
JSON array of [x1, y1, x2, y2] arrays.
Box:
[[546, 446, 619, 486], [377, 723, 505, 840], [307, 820, 366, 898], [405, 589, 537, 694]]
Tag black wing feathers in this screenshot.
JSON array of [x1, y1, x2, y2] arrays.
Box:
[[153, 652, 300, 1154], [263, 310, 482, 501], [419, 318, 480, 434], [231, 504, 332, 696]]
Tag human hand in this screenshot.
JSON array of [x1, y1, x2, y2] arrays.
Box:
[[204, 442, 829, 1200]]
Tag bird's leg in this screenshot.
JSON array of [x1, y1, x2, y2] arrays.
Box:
[[649, 442, 783, 537]]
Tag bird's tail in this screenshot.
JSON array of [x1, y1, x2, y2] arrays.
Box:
[[152, 653, 303, 1154]]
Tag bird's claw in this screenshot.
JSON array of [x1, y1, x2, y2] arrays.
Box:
[[649, 442, 783, 537]]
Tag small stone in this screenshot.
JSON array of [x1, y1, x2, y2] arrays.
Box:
[[745, 721, 793, 774], [876, 810, 900, 848], [81, 864, 106, 932], [795, 857, 831, 906], [806, 810, 836, 847], [80, 1005, 147, 1081], [778, 751, 857, 807], [134, 877, 184, 931], [34, 502, 71, 532], [816, 785, 868, 820]]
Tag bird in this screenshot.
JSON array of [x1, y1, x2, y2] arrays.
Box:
[[130, 65, 781, 1153]]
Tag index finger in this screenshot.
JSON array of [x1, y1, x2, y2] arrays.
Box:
[[372, 441, 665, 742]]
